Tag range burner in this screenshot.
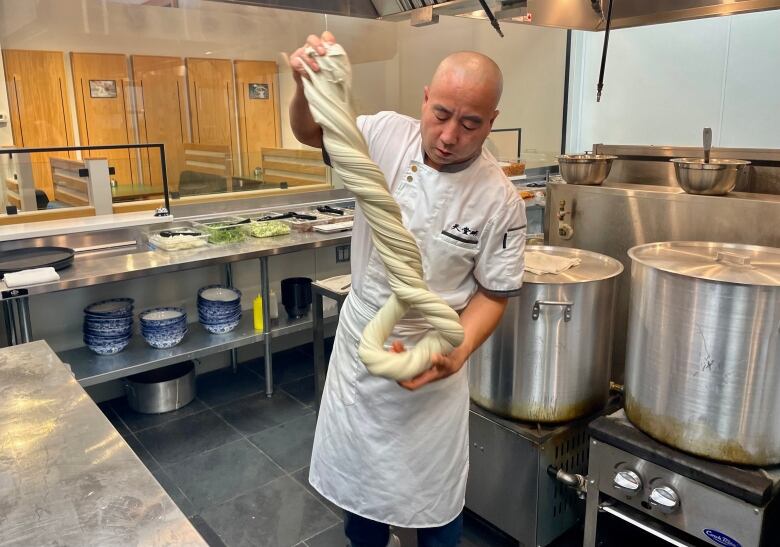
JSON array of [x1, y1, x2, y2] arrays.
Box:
[[584, 410, 780, 547]]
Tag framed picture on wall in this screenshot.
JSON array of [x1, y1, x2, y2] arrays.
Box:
[[248, 83, 269, 100], [89, 80, 118, 98]]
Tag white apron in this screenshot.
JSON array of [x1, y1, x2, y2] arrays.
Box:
[[309, 111, 526, 528], [309, 291, 470, 528]]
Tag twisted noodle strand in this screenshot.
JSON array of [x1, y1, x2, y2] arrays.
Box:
[[301, 44, 464, 381]]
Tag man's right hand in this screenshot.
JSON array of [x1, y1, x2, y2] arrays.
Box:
[[289, 31, 337, 84], [287, 31, 336, 148]]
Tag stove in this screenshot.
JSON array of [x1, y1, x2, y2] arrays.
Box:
[[466, 402, 618, 546], [584, 410, 780, 547]]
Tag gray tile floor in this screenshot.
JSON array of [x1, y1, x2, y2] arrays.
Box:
[[99, 344, 583, 547]]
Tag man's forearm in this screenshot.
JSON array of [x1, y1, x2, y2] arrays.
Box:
[[455, 289, 508, 360], [289, 79, 324, 148]]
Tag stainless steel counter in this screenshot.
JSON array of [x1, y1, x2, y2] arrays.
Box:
[[0, 229, 351, 298], [0, 340, 205, 546]]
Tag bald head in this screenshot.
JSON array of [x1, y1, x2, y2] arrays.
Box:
[[430, 51, 503, 110], [420, 51, 503, 170]]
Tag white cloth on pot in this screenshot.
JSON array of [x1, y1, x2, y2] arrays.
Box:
[[524, 251, 580, 275]]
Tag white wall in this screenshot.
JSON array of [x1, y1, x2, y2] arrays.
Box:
[[567, 10, 780, 153], [396, 17, 567, 157]]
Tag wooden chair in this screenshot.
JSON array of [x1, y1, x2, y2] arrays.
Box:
[[2, 151, 38, 211], [180, 143, 233, 195], [50, 158, 91, 207], [259, 147, 331, 187], [4, 176, 22, 210]]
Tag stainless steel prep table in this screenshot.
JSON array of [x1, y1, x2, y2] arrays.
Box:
[[0, 229, 351, 297], [0, 228, 350, 395], [0, 340, 206, 546]]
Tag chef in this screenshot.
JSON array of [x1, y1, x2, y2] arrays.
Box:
[[289, 32, 526, 547]]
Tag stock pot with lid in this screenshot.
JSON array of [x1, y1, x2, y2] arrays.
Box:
[[625, 241, 780, 465], [469, 246, 622, 423]]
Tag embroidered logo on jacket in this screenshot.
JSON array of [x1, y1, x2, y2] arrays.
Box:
[[441, 223, 480, 245], [450, 223, 479, 236]]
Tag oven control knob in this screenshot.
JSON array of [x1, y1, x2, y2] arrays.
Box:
[[649, 486, 680, 512], [613, 470, 642, 493]]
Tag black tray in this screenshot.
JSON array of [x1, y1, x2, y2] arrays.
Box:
[[0, 246, 75, 276]]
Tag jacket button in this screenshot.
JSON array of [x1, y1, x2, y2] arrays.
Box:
[[411, 165, 418, 172], [407, 175, 413, 182]]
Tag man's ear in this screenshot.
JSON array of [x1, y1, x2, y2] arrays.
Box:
[[488, 109, 499, 129], [423, 85, 430, 104]]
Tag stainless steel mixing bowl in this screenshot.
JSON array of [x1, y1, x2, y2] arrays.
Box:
[[557, 154, 618, 185], [670, 158, 751, 195]]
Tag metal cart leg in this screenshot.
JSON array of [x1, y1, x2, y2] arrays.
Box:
[[16, 298, 32, 343], [260, 256, 273, 397], [224, 263, 238, 373], [312, 292, 326, 410], [2, 300, 17, 346], [583, 441, 600, 547]]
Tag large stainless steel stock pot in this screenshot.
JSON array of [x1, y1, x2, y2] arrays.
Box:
[[625, 241, 780, 465], [469, 246, 622, 423]]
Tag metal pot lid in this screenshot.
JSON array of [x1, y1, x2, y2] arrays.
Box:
[[524, 245, 623, 284], [629, 241, 780, 286]]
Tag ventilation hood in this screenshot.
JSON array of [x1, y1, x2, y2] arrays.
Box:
[[371, 0, 780, 30]]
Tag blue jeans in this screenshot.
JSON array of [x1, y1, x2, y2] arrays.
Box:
[[344, 511, 463, 547]]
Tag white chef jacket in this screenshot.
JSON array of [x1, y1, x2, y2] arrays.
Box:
[[309, 111, 526, 528]]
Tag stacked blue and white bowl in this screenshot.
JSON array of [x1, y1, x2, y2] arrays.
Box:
[[198, 285, 241, 334], [140, 307, 188, 349], [83, 298, 134, 355]]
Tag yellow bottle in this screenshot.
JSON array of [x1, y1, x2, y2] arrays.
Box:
[[253, 294, 264, 331]]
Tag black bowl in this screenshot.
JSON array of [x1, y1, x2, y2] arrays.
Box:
[[281, 277, 312, 319]]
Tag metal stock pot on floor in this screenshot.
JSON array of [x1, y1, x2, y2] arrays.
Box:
[[624, 241, 780, 465], [469, 246, 622, 423]]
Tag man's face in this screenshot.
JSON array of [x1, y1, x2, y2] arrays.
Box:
[[420, 74, 499, 170]]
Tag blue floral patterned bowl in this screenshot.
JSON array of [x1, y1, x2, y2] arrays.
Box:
[[84, 333, 132, 355], [143, 329, 187, 349], [85, 340, 130, 355], [84, 298, 134, 317], [197, 285, 241, 334], [198, 286, 241, 305], [139, 307, 187, 328], [198, 309, 241, 322], [83, 300, 134, 355], [84, 325, 133, 338], [202, 319, 240, 334], [84, 316, 133, 328]]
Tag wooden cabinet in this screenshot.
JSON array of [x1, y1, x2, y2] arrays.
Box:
[[131, 55, 189, 191], [4, 50, 285, 197], [186, 58, 237, 175], [234, 60, 280, 175], [70, 52, 137, 185], [2, 49, 76, 199]]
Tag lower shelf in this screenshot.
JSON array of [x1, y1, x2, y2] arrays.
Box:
[[62, 315, 263, 387], [60, 308, 339, 387]]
